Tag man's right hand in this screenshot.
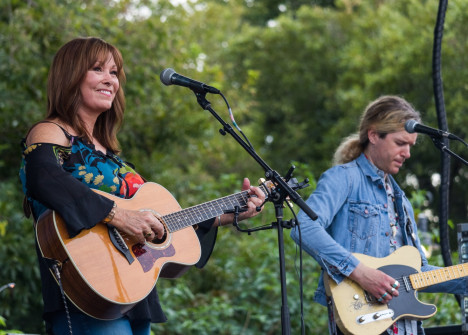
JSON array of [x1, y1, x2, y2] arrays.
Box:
[[348, 262, 400, 303]]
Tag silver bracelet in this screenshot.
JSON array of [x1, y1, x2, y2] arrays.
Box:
[[217, 215, 222, 226]]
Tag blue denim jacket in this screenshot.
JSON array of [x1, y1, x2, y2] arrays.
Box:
[[291, 153, 467, 306]]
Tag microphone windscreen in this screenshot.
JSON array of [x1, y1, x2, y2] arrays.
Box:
[[160, 68, 176, 86], [405, 119, 418, 133]]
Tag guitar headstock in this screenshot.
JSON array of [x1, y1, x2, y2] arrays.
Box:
[[259, 178, 287, 205], [258, 178, 274, 191], [258, 178, 274, 198], [258, 178, 293, 208]]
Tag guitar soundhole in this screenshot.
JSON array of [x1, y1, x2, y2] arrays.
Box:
[[151, 228, 167, 245]]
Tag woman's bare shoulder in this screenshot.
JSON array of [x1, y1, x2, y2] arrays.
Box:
[[26, 120, 71, 147]]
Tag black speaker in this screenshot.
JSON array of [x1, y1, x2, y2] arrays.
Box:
[[458, 223, 468, 334], [425, 325, 462, 335]]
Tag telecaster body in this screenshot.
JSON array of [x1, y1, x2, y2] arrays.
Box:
[[325, 246, 468, 335]]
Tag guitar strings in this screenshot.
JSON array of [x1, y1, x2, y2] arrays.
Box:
[[152, 183, 269, 233], [110, 185, 268, 242], [162, 191, 250, 232]]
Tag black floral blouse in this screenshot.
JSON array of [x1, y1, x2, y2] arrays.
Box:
[[19, 123, 216, 329]]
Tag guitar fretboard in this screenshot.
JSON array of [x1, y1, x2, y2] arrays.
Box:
[[161, 185, 268, 232], [409, 263, 468, 289]]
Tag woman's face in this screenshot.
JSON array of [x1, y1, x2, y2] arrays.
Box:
[[79, 53, 119, 115]]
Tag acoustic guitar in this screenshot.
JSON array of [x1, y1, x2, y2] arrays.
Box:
[[324, 245, 467, 335], [36, 181, 269, 320]]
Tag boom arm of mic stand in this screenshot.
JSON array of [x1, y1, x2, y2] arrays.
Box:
[[431, 137, 468, 166], [194, 92, 318, 221]]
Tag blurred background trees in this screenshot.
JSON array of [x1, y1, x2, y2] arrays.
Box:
[[1, 0, 468, 333]]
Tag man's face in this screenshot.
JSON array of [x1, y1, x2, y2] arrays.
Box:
[[367, 130, 418, 175]]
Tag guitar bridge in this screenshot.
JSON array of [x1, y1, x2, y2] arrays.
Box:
[[107, 224, 134, 264]]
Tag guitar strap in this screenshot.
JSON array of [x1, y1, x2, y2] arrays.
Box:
[[326, 296, 339, 335], [388, 177, 419, 250], [403, 207, 419, 249], [48, 259, 74, 335], [26, 198, 74, 335]]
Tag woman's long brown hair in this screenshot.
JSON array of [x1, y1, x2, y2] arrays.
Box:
[[46, 37, 126, 153]]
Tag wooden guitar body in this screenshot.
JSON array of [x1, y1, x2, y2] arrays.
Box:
[[36, 182, 201, 320]]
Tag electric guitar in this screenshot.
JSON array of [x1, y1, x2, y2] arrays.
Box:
[[36, 181, 269, 320], [324, 246, 468, 335]]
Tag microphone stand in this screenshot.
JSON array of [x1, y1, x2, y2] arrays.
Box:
[[193, 91, 318, 335], [431, 137, 468, 166]]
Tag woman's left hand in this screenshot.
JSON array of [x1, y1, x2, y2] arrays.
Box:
[[217, 178, 265, 226]]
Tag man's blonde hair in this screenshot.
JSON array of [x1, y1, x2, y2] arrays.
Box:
[[333, 96, 421, 165]]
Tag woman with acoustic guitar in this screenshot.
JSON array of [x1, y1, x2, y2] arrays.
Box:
[[19, 37, 265, 335]]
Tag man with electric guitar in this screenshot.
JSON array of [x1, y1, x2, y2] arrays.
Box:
[[291, 96, 468, 335], [19, 37, 265, 335]]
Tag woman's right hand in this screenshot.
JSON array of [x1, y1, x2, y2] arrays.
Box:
[[110, 207, 165, 244]]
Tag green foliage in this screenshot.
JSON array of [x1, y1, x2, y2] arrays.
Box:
[[209, 0, 337, 26], [0, 329, 23, 335], [0, 313, 23, 335], [0, 180, 43, 334], [2, 0, 468, 333]]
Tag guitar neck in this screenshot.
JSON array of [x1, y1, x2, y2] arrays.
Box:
[[409, 263, 468, 290], [161, 184, 268, 232]]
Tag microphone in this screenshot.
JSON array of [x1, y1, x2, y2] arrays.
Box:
[[405, 119, 460, 141], [160, 68, 220, 94], [0, 282, 15, 293]]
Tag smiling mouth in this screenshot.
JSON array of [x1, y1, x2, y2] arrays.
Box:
[[98, 89, 112, 96]]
